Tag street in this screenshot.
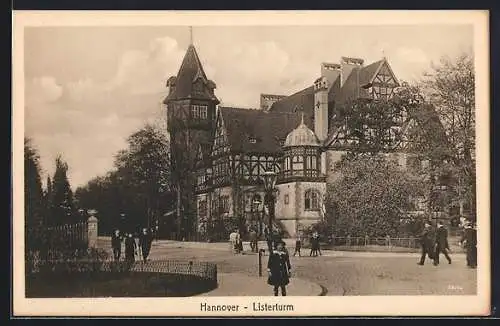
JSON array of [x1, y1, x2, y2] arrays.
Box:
[[98, 238, 477, 296]]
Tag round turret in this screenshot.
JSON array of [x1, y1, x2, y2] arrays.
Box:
[[284, 115, 320, 147]]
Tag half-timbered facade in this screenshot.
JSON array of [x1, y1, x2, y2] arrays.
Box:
[[165, 45, 446, 238]]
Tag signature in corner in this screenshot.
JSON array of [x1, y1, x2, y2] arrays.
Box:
[[447, 285, 464, 291]]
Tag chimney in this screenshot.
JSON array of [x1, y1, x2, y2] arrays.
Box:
[[260, 93, 286, 111], [340, 57, 364, 87], [321, 63, 341, 89]]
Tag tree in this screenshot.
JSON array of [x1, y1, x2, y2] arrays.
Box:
[[48, 155, 75, 225], [114, 123, 172, 229], [422, 52, 476, 220], [327, 155, 425, 237], [24, 138, 45, 249], [75, 123, 175, 236]]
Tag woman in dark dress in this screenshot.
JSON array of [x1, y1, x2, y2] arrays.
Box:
[[267, 241, 292, 296], [124, 233, 136, 264]]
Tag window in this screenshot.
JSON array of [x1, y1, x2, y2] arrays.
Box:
[[284, 157, 291, 171], [191, 105, 208, 119], [249, 137, 257, 144], [304, 189, 320, 211], [219, 195, 230, 213], [198, 200, 207, 219], [284, 194, 289, 205], [292, 155, 303, 172]]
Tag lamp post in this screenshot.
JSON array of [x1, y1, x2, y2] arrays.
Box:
[[263, 170, 277, 253]]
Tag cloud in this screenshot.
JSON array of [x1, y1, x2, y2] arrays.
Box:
[[25, 37, 187, 188], [25, 76, 63, 107]]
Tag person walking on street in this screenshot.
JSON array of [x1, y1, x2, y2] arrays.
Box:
[[133, 231, 141, 261], [249, 228, 258, 253], [293, 236, 302, 257], [267, 241, 292, 296], [111, 229, 123, 261], [235, 229, 242, 254], [434, 221, 452, 265], [124, 233, 136, 264], [418, 221, 436, 265], [229, 229, 238, 254], [139, 228, 153, 262], [460, 220, 477, 268]]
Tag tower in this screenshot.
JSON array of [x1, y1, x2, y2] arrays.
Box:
[[164, 43, 219, 238]]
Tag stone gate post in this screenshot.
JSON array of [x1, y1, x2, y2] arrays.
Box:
[[87, 215, 98, 248]]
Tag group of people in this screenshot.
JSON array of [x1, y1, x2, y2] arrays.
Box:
[[111, 227, 154, 263], [291, 232, 321, 257], [419, 219, 477, 268]]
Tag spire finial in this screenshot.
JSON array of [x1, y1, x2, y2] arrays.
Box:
[[189, 26, 193, 45], [300, 112, 305, 125], [382, 48, 386, 60]]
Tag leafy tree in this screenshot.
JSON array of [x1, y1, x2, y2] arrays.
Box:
[[24, 138, 45, 249], [47, 155, 75, 225], [75, 123, 175, 236], [422, 52, 476, 220], [327, 155, 425, 237]]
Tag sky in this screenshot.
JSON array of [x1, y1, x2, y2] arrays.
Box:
[[23, 24, 473, 190]]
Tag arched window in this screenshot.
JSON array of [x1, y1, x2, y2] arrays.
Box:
[[304, 189, 320, 211]]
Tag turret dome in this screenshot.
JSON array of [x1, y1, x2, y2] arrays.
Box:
[[284, 114, 320, 147]]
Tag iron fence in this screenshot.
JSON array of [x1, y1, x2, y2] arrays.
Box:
[[324, 236, 422, 249]]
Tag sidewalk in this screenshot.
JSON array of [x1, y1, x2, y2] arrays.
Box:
[[98, 237, 466, 258], [197, 273, 323, 296]]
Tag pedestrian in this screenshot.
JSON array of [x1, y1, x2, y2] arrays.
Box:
[[229, 229, 237, 253], [267, 241, 292, 296], [417, 221, 436, 265], [139, 228, 153, 262], [434, 221, 452, 265], [235, 229, 242, 254], [133, 231, 141, 261], [315, 232, 323, 256], [460, 221, 477, 268], [293, 236, 302, 257], [265, 227, 273, 254], [124, 233, 136, 264], [310, 232, 320, 257], [249, 228, 258, 252], [111, 229, 123, 261]]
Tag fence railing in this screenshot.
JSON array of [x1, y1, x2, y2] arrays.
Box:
[[26, 217, 98, 261], [29, 259, 218, 287], [325, 236, 422, 249]]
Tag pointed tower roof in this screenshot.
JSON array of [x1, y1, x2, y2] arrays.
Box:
[[164, 44, 218, 103]]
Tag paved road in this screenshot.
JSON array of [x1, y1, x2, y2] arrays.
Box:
[[98, 238, 477, 296]]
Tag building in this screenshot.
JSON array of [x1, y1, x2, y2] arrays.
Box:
[[163, 43, 448, 239]]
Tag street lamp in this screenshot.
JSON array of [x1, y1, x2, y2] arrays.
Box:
[[263, 170, 277, 253]]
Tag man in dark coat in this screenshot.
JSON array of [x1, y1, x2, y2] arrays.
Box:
[[460, 221, 477, 268], [418, 221, 435, 265], [111, 229, 123, 261], [434, 221, 452, 265], [139, 228, 153, 262], [249, 228, 258, 252], [267, 241, 292, 296], [124, 233, 136, 264]]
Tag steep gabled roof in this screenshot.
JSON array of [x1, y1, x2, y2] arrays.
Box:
[[219, 107, 301, 154], [164, 45, 218, 102], [268, 86, 315, 129]]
